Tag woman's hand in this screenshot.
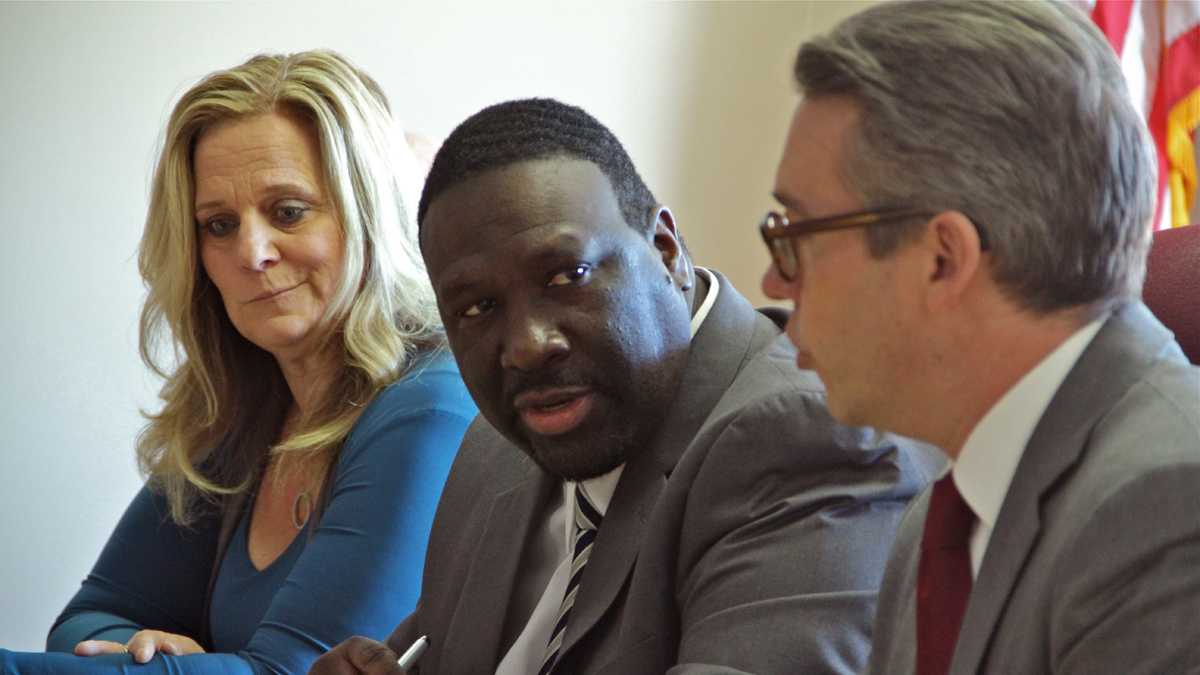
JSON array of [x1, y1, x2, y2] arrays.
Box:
[[75, 630, 206, 663]]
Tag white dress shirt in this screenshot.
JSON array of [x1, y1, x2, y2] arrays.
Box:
[[953, 316, 1106, 577], [495, 268, 720, 674]]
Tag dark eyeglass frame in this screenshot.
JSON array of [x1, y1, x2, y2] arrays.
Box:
[[759, 207, 990, 282]]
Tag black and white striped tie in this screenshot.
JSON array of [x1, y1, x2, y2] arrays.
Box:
[[538, 484, 603, 675]]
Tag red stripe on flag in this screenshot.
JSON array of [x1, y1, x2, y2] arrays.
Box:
[[1157, 24, 1200, 106], [1147, 22, 1200, 227], [1091, 0, 1136, 55]]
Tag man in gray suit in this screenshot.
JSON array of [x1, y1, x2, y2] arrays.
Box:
[[311, 99, 939, 674], [759, 2, 1200, 674]]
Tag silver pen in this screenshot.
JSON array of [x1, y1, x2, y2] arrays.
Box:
[[396, 635, 429, 671]]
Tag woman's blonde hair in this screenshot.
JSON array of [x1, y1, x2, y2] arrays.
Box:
[[137, 50, 442, 524]]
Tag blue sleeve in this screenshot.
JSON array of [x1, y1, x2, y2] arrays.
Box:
[[45, 485, 220, 650], [235, 358, 476, 671], [6, 354, 476, 675]]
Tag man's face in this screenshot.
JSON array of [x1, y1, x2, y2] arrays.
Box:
[[423, 158, 693, 480], [762, 96, 918, 429]]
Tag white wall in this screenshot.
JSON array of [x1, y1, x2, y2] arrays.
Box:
[[0, 1, 873, 649]]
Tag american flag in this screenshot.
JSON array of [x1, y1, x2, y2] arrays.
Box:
[[1070, 0, 1200, 229]]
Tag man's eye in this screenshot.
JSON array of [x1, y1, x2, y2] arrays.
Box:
[[274, 202, 308, 225], [547, 265, 591, 287], [201, 217, 236, 237], [460, 298, 496, 318]]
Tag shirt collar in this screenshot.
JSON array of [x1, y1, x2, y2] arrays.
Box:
[[690, 267, 719, 338], [562, 465, 624, 553], [576, 464, 624, 517], [953, 316, 1107, 529]]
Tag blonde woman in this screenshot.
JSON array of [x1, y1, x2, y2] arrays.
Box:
[[0, 51, 475, 673]]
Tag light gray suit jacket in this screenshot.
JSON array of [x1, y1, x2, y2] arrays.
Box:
[[386, 272, 943, 675], [867, 302, 1200, 675]]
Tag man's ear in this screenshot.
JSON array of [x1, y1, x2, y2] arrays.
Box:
[[923, 210, 985, 311], [650, 206, 693, 291]]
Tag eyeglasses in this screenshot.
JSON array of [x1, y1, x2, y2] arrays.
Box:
[[759, 207, 990, 281]]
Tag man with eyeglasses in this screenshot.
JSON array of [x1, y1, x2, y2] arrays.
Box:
[[760, 2, 1200, 674]]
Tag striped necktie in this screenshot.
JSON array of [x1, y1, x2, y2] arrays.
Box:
[[539, 484, 603, 675]]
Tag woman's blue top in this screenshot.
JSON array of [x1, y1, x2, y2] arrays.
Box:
[[1, 351, 476, 674]]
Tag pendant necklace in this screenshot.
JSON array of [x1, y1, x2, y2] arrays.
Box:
[[292, 490, 312, 530]]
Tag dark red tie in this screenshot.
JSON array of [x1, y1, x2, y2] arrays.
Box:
[[917, 474, 975, 675]]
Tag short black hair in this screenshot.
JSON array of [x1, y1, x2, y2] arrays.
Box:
[[417, 98, 658, 237]]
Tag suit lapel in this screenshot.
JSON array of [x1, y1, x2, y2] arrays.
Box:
[[557, 446, 666, 659], [556, 271, 769, 662], [951, 303, 1178, 673], [441, 455, 553, 674]]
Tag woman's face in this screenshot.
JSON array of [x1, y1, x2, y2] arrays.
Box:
[[193, 110, 345, 364]]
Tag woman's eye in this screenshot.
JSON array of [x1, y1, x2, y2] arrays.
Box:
[[460, 298, 497, 318], [547, 265, 591, 287], [275, 203, 308, 224], [201, 217, 236, 237]]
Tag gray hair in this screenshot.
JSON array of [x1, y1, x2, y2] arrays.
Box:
[[794, 0, 1156, 312]]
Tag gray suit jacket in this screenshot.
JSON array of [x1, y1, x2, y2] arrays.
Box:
[[386, 272, 942, 675], [868, 303, 1200, 675]]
